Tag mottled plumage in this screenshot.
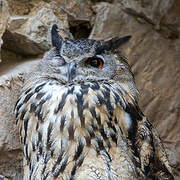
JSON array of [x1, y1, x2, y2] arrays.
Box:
[[15, 25, 173, 180]]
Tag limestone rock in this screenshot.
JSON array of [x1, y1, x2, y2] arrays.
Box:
[[161, 0, 180, 38], [55, 0, 94, 39], [118, 0, 179, 38], [89, 3, 111, 39], [0, 0, 10, 62], [55, 0, 93, 21], [2, 6, 67, 55], [6, 0, 37, 16], [118, 0, 174, 29]]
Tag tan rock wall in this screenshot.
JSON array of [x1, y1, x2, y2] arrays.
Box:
[[0, 0, 179, 179]]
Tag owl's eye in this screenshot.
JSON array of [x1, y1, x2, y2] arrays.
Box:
[[86, 57, 104, 68]]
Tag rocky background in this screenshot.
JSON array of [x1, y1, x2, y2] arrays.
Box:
[[0, 0, 179, 179]]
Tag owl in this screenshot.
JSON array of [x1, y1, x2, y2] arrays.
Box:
[[14, 24, 173, 180]]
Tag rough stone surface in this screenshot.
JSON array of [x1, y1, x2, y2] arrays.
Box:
[[0, 0, 179, 179], [55, 0, 93, 21], [119, 0, 179, 38], [2, 2, 68, 56], [0, 0, 10, 62], [0, 74, 24, 179], [119, 0, 174, 28], [54, 0, 94, 39], [161, 0, 180, 37]]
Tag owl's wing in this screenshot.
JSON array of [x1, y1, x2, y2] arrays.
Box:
[[152, 127, 174, 177], [135, 113, 174, 179], [108, 81, 174, 179]]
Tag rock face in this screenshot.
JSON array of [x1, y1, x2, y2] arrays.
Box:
[[0, 0, 10, 62], [0, 0, 179, 179]]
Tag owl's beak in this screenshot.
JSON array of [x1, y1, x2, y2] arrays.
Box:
[[67, 61, 76, 82]]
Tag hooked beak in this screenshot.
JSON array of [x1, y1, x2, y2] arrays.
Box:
[[67, 61, 76, 82]]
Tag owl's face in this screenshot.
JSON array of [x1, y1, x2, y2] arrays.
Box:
[[40, 25, 132, 84]]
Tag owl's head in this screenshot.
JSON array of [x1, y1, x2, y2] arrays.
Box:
[[40, 24, 133, 85]]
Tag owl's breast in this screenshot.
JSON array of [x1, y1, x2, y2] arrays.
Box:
[[15, 79, 142, 149], [15, 80, 142, 179]]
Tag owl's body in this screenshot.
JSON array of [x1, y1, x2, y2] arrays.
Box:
[[15, 25, 173, 179]]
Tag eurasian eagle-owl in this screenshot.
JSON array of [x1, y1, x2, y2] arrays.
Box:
[[14, 25, 173, 179]]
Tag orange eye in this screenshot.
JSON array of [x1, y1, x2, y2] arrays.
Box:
[[86, 57, 104, 68]]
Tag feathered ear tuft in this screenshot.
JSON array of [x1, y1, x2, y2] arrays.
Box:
[[51, 24, 63, 50], [96, 35, 131, 54], [108, 35, 131, 50]]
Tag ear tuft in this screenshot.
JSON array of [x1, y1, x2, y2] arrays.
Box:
[[96, 35, 131, 54], [108, 35, 131, 50], [51, 24, 63, 50]]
